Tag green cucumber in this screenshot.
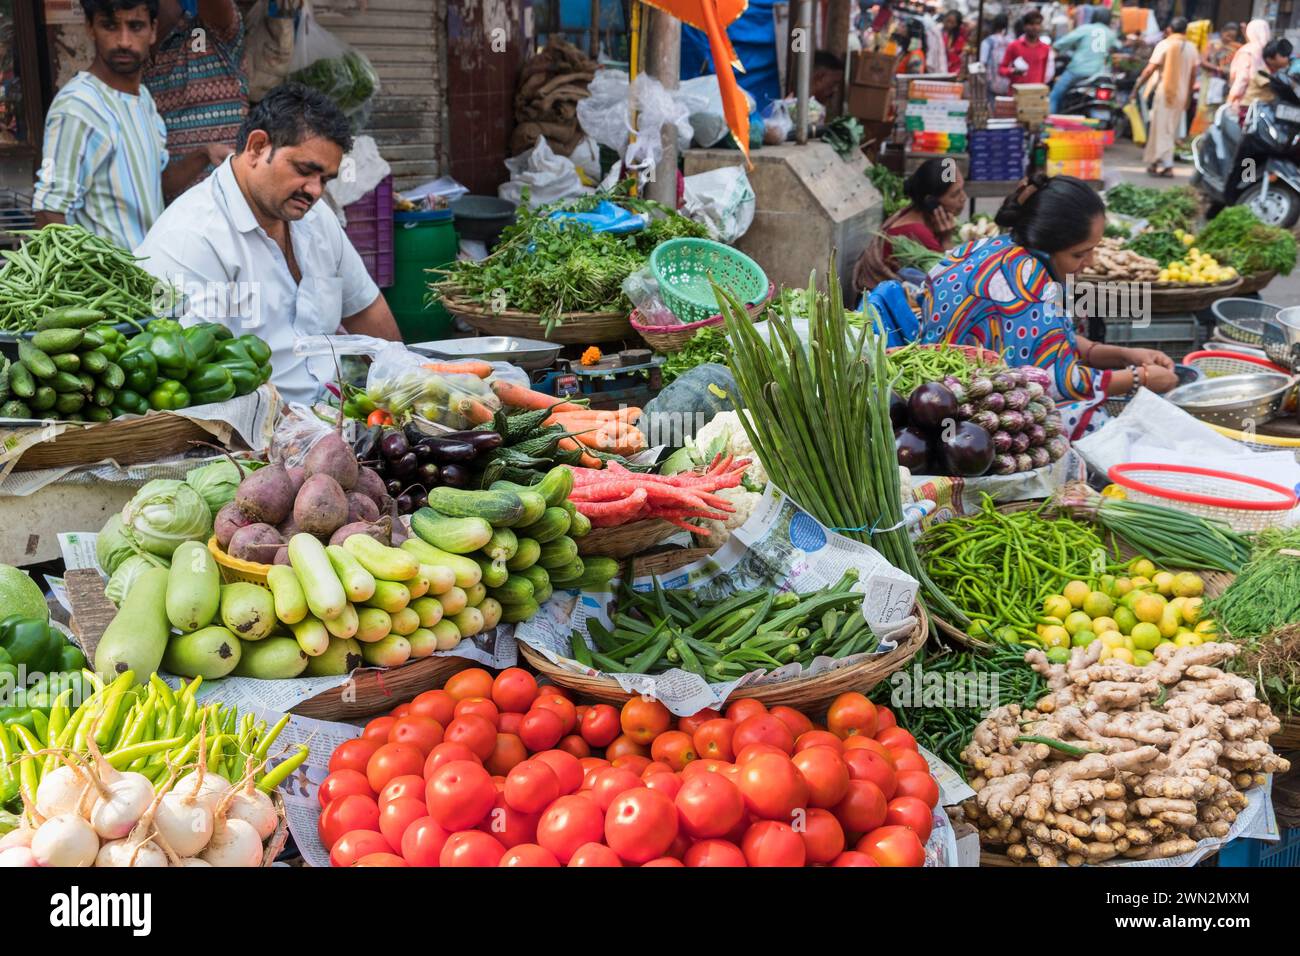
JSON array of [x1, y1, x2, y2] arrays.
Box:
[[18, 341, 56, 379], [499, 599, 541, 624], [341, 534, 419, 581], [538, 536, 579, 569], [7, 362, 34, 399], [51, 371, 83, 394], [410, 509, 494, 554], [95, 566, 170, 680], [517, 565, 552, 604], [29, 387, 56, 412], [519, 507, 571, 543], [506, 538, 541, 572], [165, 540, 221, 632], [425, 487, 525, 527], [30, 328, 84, 355], [266, 565, 308, 625], [569, 511, 592, 538], [489, 575, 535, 606], [304, 636, 363, 677], [400, 538, 482, 589], [287, 533, 348, 621], [51, 352, 80, 374], [475, 556, 509, 589], [484, 527, 518, 563], [36, 307, 104, 330], [547, 558, 587, 587], [355, 606, 392, 643], [515, 491, 547, 526], [572, 556, 619, 591], [80, 350, 109, 375], [326, 544, 378, 603], [534, 467, 575, 507], [364, 579, 411, 614], [360, 634, 411, 668]]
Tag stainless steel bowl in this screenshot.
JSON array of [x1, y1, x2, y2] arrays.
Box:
[[1166, 372, 1296, 428], [408, 335, 562, 370]]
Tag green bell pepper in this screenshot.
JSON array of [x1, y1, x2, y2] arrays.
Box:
[[149, 319, 183, 336], [0, 619, 62, 678], [183, 325, 219, 365], [236, 334, 272, 368], [111, 388, 150, 418], [91, 324, 128, 364], [0, 707, 40, 736], [149, 380, 190, 411], [193, 321, 233, 342], [149, 332, 196, 380], [57, 644, 87, 673], [186, 365, 236, 405], [219, 359, 262, 397], [215, 339, 252, 364], [119, 349, 159, 394], [259, 362, 272, 385], [343, 393, 376, 419]]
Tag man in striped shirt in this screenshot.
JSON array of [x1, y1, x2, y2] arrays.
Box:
[[33, 1, 227, 250]]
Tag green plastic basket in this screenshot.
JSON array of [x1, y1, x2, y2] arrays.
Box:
[[649, 238, 769, 325]]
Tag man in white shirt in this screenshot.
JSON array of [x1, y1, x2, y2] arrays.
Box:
[[136, 83, 401, 404]]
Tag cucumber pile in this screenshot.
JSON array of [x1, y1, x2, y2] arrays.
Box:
[[2, 309, 127, 421]]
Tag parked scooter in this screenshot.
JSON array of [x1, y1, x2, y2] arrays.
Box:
[[1052, 51, 1121, 127], [1192, 71, 1300, 228]]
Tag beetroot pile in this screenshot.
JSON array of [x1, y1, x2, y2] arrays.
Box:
[[892, 366, 1068, 478], [216, 432, 401, 565]]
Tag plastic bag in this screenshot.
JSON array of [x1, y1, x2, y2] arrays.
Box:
[[499, 136, 589, 209], [576, 69, 634, 152], [576, 70, 694, 182], [761, 99, 794, 145], [364, 343, 501, 430], [245, 0, 296, 102], [287, 1, 380, 125], [325, 135, 392, 219], [622, 267, 678, 326], [270, 403, 341, 469], [682, 166, 756, 243]]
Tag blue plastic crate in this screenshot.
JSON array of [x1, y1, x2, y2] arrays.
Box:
[[1217, 827, 1300, 866]]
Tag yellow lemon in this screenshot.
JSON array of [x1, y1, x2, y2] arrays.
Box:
[[1082, 591, 1115, 619], [1063, 580, 1090, 608], [997, 626, 1021, 644], [1173, 572, 1204, 598], [1131, 622, 1162, 651], [1134, 593, 1168, 624], [1046, 646, 1071, 665], [1152, 571, 1175, 596], [1119, 591, 1142, 612], [1131, 559, 1156, 579], [1114, 607, 1138, 635], [1064, 610, 1094, 636], [1130, 575, 1152, 591], [1168, 597, 1186, 616], [1158, 607, 1181, 639], [1175, 632, 1203, 647], [1099, 631, 1127, 649], [1133, 649, 1155, 666], [1182, 597, 1204, 625], [1091, 616, 1118, 635], [1098, 645, 1115, 661], [1113, 577, 1134, 597], [1098, 574, 1117, 596], [1043, 594, 1072, 620], [1110, 647, 1135, 664], [1194, 619, 1219, 638], [1072, 629, 1098, 648], [1039, 625, 1071, 649]]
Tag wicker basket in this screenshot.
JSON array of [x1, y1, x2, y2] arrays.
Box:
[[575, 519, 682, 558], [1272, 715, 1300, 752], [1236, 269, 1279, 296], [649, 238, 769, 325], [439, 291, 634, 345], [1148, 276, 1243, 314], [208, 535, 273, 587], [292, 654, 476, 720], [629, 282, 774, 352], [520, 605, 928, 714]]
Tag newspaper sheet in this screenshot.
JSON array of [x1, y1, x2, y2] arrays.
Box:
[[516, 485, 919, 716]]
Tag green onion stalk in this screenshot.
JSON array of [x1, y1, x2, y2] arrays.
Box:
[[718, 266, 967, 624]]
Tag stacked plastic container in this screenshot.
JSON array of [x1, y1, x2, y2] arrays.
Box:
[[1044, 129, 1108, 180], [905, 80, 968, 154], [968, 127, 1026, 181], [343, 175, 395, 288]]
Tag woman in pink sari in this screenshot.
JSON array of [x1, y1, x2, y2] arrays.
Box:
[[1228, 20, 1271, 110]]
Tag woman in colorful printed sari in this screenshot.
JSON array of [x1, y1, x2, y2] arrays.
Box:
[[920, 174, 1179, 440]]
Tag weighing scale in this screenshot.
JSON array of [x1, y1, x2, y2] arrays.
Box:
[[534, 349, 665, 410]]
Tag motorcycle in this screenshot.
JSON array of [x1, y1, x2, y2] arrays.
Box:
[[1192, 71, 1300, 228], [1052, 51, 1121, 128]]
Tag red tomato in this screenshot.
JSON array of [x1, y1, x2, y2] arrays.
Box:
[[610, 754, 651, 775], [681, 758, 733, 780], [536, 794, 606, 864], [491, 668, 538, 713], [558, 734, 591, 759], [499, 843, 560, 867], [677, 707, 721, 738], [649, 730, 698, 771], [833, 779, 888, 836], [732, 714, 796, 755], [604, 788, 678, 864], [477, 790, 541, 848], [408, 689, 456, 726], [424, 760, 497, 830], [724, 698, 767, 724], [423, 741, 480, 778], [619, 698, 672, 745], [641, 761, 674, 777], [389, 703, 411, 719], [533, 750, 583, 794], [891, 750, 930, 774], [841, 749, 898, 800], [642, 856, 685, 867], [885, 795, 934, 842], [328, 738, 383, 776], [831, 850, 880, 867], [579, 704, 621, 748], [319, 794, 379, 850], [532, 694, 578, 735], [873, 705, 898, 732], [843, 736, 897, 766], [362, 716, 396, 742], [736, 753, 808, 821], [379, 797, 427, 852], [354, 852, 407, 867], [858, 824, 926, 867], [577, 756, 611, 779], [791, 746, 851, 808], [443, 715, 497, 761], [894, 771, 940, 809], [643, 771, 683, 799], [387, 716, 445, 756], [683, 839, 747, 867], [604, 734, 649, 761], [444, 668, 494, 702], [365, 743, 425, 793], [574, 705, 589, 724], [693, 718, 737, 762], [378, 774, 425, 808], [876, 727, 918, 752], [330, 829, 391, 867], [768, 705, 814, 741], [735, 743, 786, 766], [567, 842, 622, 867], [827, 692, 878, 739], [517, 708, 564, 752], [485, 733, 528, 776], [498, 712, 523, 736], [589, 767, 643, 812], [400, 816, 450, 866], [797, 807, 845, 864], [742, 820, 807, 867], [318, 769, 372, 808], [454, 697, 500, 726], [440, 830, 506, 867], [793, 730, 843, 755], [505, 759, 560, 813], [540, 684, 573, 700], [675, 772, 745, 839]]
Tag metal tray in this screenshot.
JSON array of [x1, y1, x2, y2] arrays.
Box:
[[408, 335, 561, 370], [1166, 372, 1296, 428]]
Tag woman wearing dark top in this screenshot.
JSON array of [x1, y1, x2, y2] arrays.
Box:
[[854, 158, 967, 295]]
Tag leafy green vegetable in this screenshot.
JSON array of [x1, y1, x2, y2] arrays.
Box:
[[866, 163, 907, 216], [1126, 230, 1187, 267], [661, 325, 730, 386], [1195, 206, 1298, 276], [289, 50, 377, 113], [823, 117, 864, 160], [120, 479, 213, 558], [882, 230, 944, 272], [1107, 183, 1199, 231]]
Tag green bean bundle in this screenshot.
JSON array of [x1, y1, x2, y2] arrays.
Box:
[[1208, 529, 1300, 637], [884, 341, 1001, 397], [0, 224, 167, 331]]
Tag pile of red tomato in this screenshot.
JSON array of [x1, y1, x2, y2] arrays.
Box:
[[317, 667, 941, 867]]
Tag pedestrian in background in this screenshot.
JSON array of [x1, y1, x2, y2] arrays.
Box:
[[980, 13, 1011, 96], [1228, 20, 1271, 112], [1137, 16, 1198, 177]]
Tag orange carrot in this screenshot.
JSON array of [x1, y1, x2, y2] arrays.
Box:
[[458, 397, 496, 425], [421, 360, 493, 378], [491, 380, 588, 412], [558, 436, 603, 469]]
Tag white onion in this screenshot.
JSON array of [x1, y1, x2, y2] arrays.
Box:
[[172, 769, 231, 814], [90, 773, 155, 840], [154, 791, 214, 857], [198, 817, 262, 868], [0, 846, 38, 867], [0, 828, 33, 850], [94, 839, 130, 868], [121, 840, 168, 868], [31, 814, 99, 867], [36, 764, 89, 820], [227, 787, 277, 841]]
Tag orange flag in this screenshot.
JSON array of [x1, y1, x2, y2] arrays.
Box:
[[641, 0, 752, 163]]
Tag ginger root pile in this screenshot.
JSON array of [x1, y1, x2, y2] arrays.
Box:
[[961, 640, 1290, 867]]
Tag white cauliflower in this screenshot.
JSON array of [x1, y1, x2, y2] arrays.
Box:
[[693, 485, 763, 543], [690, 410, 768, 487]]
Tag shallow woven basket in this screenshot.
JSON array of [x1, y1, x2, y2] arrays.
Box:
[[886, 342, 1004, 367], [1236, 269, 1278, 296], [925, 500, 1235, 649], [292, 654, 476, 720], [1272, 715, 1300, 752], [629, 282, 774, 352], [440, 291, 633, 344], [1148, 276, 1243, 314], [575, 519, 682, 558]]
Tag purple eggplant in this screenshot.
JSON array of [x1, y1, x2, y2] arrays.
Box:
[[970, 410, 1000, 433], [1018, 366, 1052, 389], [938, 422, 996, 477], [908, 382, 959, 432], [1004, 388, 1030, 411], [957, 402, 976, 420], [1027, 401, 1049, 425], [943, 378, 969, 404], [391, 452, 418, 477], [438, 463, 472, 488], [889, 391, 909, 430], [440, 430, 506, 453], [1026, 423, 1047, 446], [895, 427, 932, 472], [417, 437, 477, 463], [992, 372, 1018, 393], [1028, 446, 1051, 470], [1042, 416, 1062, 438], [967, 376, 994, 400], [1015, 453, 1034, 473], [1047, 436, 1069, 461], [1025, 381, 1046, 401], [980, 392, 1006, 414], [992, 430, 1013, 453], [991, 454, 1017, 475], [998, 410, 1026, 433], [380, 431, 410, 461], [1011, 432, 1031, 454]]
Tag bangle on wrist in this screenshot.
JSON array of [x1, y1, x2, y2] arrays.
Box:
[[1125, 365, 1141, 400]]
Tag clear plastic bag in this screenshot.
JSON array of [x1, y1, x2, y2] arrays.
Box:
[[364, 343, 501, 430], [622, 267, 679, 326], [270, 403, 341, 469], [287, 1, 380, 124]]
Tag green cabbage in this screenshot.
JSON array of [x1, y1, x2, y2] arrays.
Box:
[[96, 513, 138, 576], [105, 553, 167, 606], [185, 459, 246, 517], [121, 479, 213, 558]]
